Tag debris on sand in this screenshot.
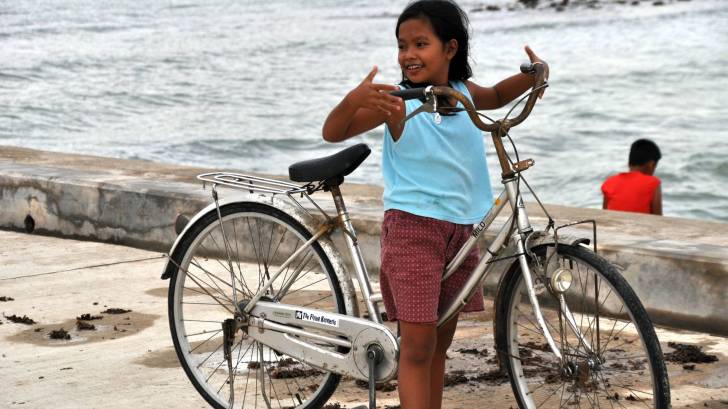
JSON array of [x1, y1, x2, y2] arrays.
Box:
[[523, 341, 551, 352], [49, 329, 71, 340], [0, 296, 14, 302], [444, 370, 470, 386], [457, 347, 489, 357], [472, 369, 510, 385], [270, 367, 322, 379], [247, 362, 260, 369], [4, 314, 36, 325], [322, 403, 342, 409], [101, 308, 132, 314], [276, 358, 297, 368], [355, 380, 397, 391], [664, 342, 718, 364], [77, 313, 103, 321], [76, 320, 95, 331]]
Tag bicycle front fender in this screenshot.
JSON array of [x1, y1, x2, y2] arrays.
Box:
[[159, 194, 360, 318], [491, 231, 590, 364]]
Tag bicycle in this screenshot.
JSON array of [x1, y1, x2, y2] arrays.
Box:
[[161, 63, 670, 409]]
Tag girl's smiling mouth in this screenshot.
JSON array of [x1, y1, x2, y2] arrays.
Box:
[[405, 63, 424, 75]]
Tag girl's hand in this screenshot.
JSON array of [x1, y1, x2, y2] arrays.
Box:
[[524, 45, 549, 98], [347, 66, 402, 116]]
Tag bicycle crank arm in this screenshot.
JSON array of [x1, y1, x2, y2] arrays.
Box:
[[245, 301, 399, 382]]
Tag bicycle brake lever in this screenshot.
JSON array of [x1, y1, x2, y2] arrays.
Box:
[[399, 99, 436, 126]]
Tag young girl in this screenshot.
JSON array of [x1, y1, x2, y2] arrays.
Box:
[[322, 1, 548, 408]]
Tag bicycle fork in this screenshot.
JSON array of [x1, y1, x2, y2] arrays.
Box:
[[504, 177, 598, 364]]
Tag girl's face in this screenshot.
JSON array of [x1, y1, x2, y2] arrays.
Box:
[[397, 17, 457, 85]]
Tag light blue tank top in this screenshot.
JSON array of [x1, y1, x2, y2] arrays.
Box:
[[382, 81, 493, 225]]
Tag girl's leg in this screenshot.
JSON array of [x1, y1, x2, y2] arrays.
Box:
[[430, 315, 459, 409], [398, 320, 438, 409]]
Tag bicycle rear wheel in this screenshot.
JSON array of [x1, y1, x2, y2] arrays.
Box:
[[167, 202, 346, 409], [495, 244, 670, 408]]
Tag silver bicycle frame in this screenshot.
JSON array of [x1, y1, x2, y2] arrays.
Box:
[[205, 171, 604, 371]]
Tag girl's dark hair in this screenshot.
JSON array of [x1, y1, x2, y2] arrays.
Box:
[[629, 139, 662, 166], [395, 0, 472, 85]]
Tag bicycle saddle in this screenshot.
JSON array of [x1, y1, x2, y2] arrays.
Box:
[[289, 143, 371, 183]]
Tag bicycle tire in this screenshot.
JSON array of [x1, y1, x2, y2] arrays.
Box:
[[495, 244, 670, 408], [168, 202, 346, 409]]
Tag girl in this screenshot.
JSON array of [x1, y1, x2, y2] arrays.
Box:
[[322, 1, 548, 408]]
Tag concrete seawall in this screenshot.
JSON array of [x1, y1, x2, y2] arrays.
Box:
[[1, 145, 727, 335]]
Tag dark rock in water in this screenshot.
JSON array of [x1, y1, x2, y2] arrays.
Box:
[[76, 320, 95, 331], [653, 0, 665, 5], [49, 328, 71, 340], [632, 1, 640, 5]]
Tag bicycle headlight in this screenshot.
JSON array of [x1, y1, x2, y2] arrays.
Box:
[[550, 268, 573, 294]]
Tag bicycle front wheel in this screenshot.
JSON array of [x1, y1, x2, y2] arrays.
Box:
[[168, 202, 346, 409], [495, 244, 670, 408]]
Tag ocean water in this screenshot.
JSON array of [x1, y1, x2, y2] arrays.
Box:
[[1, 0, 727, 221]]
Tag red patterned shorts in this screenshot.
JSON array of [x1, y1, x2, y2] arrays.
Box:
[[379, 209, 485, 324]]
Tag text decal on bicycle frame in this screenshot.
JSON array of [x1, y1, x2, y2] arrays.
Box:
[[295, 310, 339, 328]]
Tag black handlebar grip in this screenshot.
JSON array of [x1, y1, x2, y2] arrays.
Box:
[[520, 62, 537, 74], [389, 87, 428, 100]]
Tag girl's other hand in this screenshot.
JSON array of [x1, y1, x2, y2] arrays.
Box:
[[347, 66, 402, 116], [524, 45, 549, 98]]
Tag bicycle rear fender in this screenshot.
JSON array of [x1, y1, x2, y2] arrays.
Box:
[[159, 194, 360, 318]]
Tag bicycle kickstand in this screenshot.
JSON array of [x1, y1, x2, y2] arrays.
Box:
[[352, 344, 384, 409]]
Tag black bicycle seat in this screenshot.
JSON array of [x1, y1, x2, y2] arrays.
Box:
[[289, 143, 371, 183]]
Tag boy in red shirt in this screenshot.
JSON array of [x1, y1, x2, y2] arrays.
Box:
[[602, 139, 662, 215]]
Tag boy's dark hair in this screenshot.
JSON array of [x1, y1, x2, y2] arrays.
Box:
[[395, 0, 472, 84], [629, 139, 662, 166]]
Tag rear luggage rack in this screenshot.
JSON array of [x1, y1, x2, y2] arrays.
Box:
[[197, 172, 308, 195], [196, 172, 330, 220]]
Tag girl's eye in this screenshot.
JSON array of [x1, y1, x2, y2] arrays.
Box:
[[416, 42, 427, 48]]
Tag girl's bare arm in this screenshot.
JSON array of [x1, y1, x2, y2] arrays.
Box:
[[466, 45, 549, 110], [322, 66, 402, 142]]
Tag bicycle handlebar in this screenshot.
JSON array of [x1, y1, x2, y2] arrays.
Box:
[[390, 62, 547, 134]]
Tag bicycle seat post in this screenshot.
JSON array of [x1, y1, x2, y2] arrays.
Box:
[[327, 183, 383, 323]]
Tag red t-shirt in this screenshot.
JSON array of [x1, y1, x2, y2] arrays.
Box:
[[601, 171, 660, 214]]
